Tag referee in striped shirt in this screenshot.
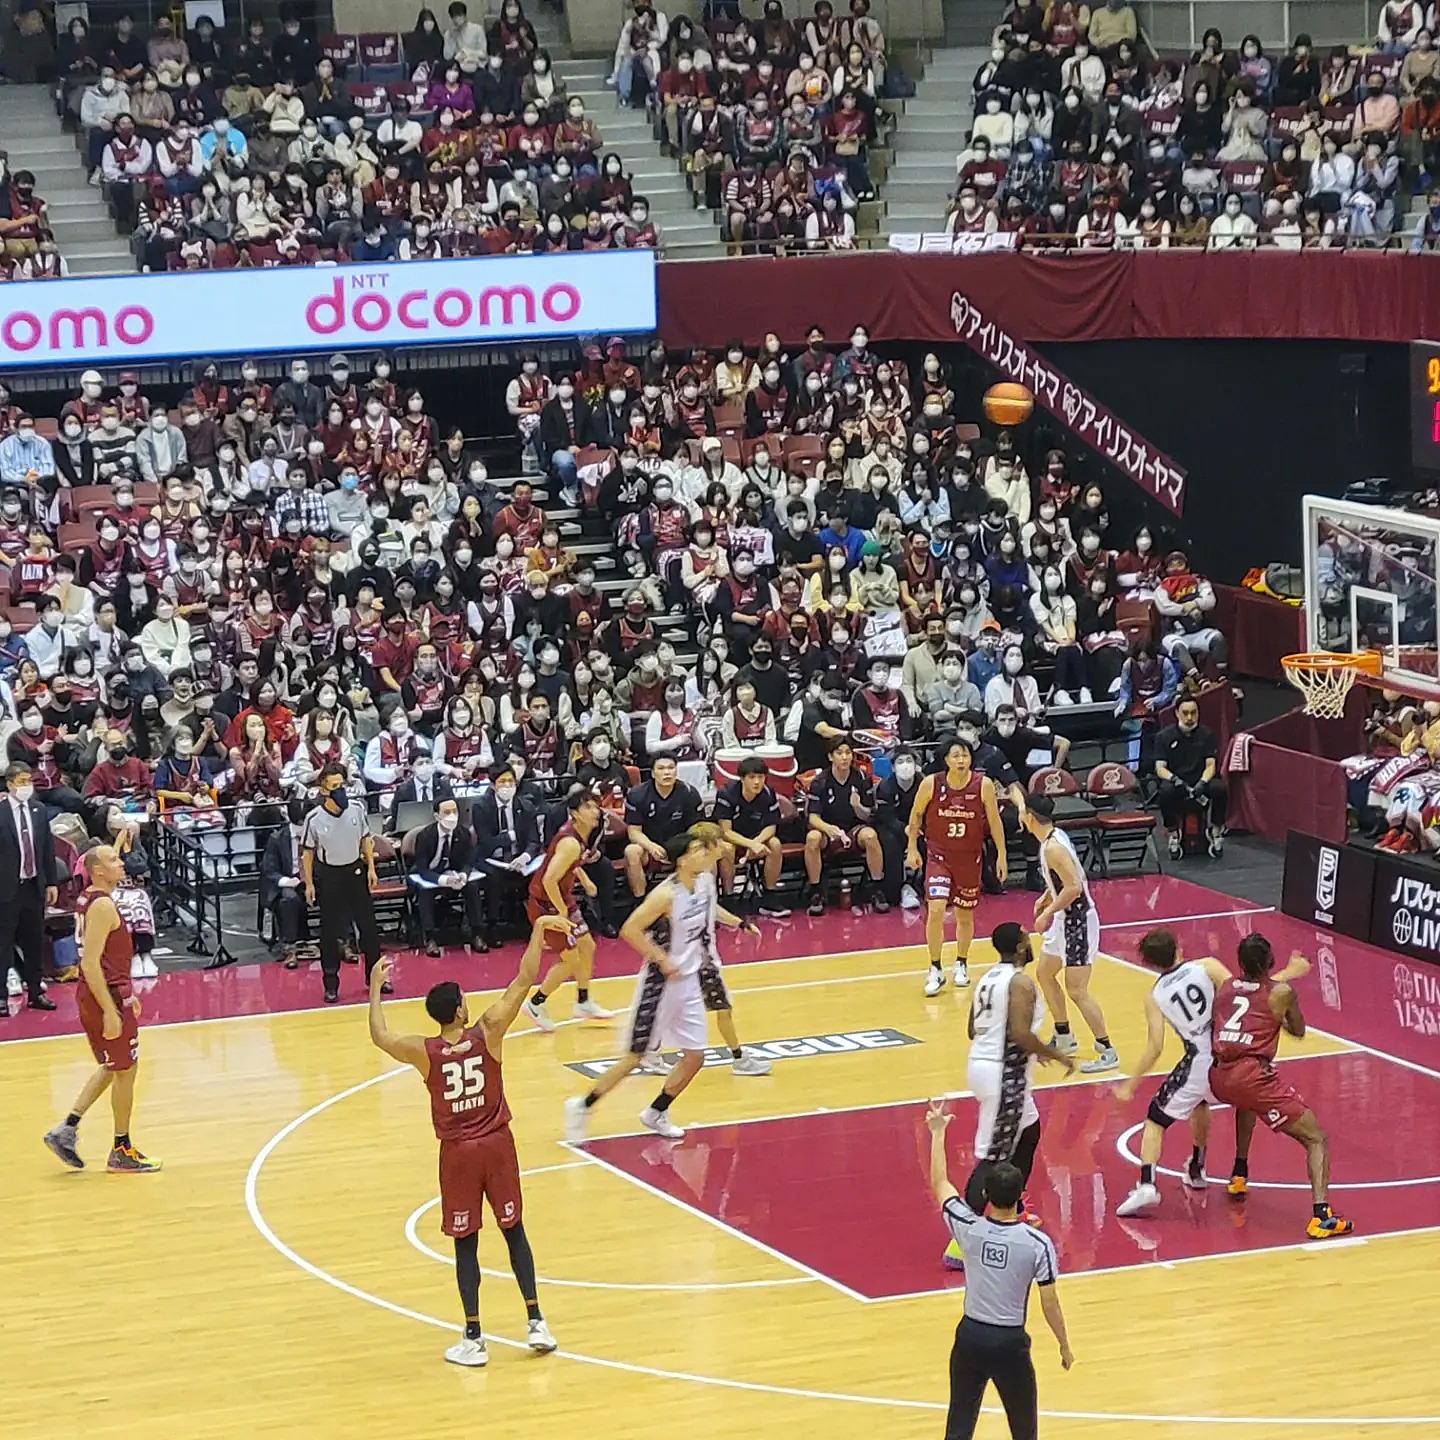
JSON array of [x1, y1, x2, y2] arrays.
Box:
[[926, 1100, 1072, 1440]]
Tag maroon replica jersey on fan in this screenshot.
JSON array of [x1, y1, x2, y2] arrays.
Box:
[[423, 1025, 510, 1141], [1212, 975, 1284, 1065], [924, 772, 987, 869]]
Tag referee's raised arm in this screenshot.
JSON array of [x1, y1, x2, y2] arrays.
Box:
[[925, 1101, 1073, 1440]]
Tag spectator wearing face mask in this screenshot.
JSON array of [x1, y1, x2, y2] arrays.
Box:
[[985, 642, 1045, 723], [138, 596, 191, 678], [363, 708, 426, 793], [874, 746, 925, 908], [923, 650, 985, 729], [984, 703, 1071, 785], [84, 728, 155, 842]]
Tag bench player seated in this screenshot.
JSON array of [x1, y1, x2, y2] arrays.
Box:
[[802, 736, 890, 916]]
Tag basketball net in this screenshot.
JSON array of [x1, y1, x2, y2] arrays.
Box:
[[1282, 652, 1379, 719]]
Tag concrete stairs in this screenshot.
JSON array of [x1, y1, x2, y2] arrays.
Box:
[[0, 83, 135, 274], [879, 45, 987, 239]]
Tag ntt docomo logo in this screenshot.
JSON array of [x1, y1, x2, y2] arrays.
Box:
[[2, 304, 154, 354], [304, 275, 581, 335]]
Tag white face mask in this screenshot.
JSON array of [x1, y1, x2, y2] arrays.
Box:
[[495, 784, 517, 804], [1004, 654, 1024, 675], [437, 813, 458, 833], [12, 783, 34, 801], [893, 760, 916, 783], [996, 719, 1017, 738]]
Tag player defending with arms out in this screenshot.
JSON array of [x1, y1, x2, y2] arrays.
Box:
[[523, 785, 613, 1032], [1026, 795, 1117, 1073], [366, 916, 572, 1366], [565, 824, 761, 1144], [43, 845, 161, 1173], [944, 922, 1074, 1270], [1115, 929, 1313, 1216], [907, 734, 1006, 997], [1211, 933, 1353, 1239]]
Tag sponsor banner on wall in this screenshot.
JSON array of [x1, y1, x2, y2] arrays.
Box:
[[0, 249, 657, 368], [948, 288, 1187, 514], [887, 232, 1018, 255], [1370, 861, 1440, 968], [1280, 829, 1375, 941]]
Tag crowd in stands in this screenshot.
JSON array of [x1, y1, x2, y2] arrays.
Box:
[[623, 0, 898, 250], [55, 3, 659, 273], [0, 155, 66, 281], [941, 0, 1440, 250], [0, 326, 1235, 981]]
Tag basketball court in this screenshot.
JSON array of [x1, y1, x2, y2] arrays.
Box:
[[4, 873, 1438, 1439]]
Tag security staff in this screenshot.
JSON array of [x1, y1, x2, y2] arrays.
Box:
[[301, 762, 385, 1005], [926, 1103, 1073, 1440]]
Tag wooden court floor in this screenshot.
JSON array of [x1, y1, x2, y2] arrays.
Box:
[[4, 938, 1438, 1440]]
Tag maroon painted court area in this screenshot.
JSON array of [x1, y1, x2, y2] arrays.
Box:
[[585, 1050, 1440, 1301]]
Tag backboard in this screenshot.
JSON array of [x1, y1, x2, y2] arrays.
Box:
[[1302, 494, 1440, 699]]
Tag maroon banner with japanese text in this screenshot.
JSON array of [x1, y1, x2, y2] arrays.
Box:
[[946, 288, 1187, 514]]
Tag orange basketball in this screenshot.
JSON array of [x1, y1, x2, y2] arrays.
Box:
[[983, 382, 1034, 427]]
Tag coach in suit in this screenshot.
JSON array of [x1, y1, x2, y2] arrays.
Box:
[[0, 761, 60, 1015], [261, 801, 313, 966], [471, 764, 542, 951], [386, 758, 456, 831], [407, 799, 484, 957]]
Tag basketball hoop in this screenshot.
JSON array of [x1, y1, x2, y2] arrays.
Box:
[[1282, 651, 1382, 719]]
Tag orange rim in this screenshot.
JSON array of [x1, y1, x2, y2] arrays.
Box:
[[1282, 651, 1383, 676]]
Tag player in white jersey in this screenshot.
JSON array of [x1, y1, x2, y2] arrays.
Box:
[[944, 922, 1075, 1270], [1116, 928, 1311, 1215], [564, 825, 761, 1144], [1025, 795, 1118, 1073]]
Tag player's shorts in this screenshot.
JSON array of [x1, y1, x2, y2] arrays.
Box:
[[924, 852, 982, 909], [697, 956, 732, 1012], [1044, 900, 1100, 968], [968, 1050, 1038, 1163], [438, 1125, 523, 1238], [76, 984, 138, 1073], [625, 962, 707, 1054], [632, 843, 675, 875], [1148, 1043, 1214, 1127], [525, 900, 588, 953], [1209, 1056, 1308, 1132], [823, 826, 872, 854]]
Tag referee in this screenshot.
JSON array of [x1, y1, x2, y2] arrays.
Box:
[[926, 1100, 1072, 1440], [301, 763, 386, 1005]]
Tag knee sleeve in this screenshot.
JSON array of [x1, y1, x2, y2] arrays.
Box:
[[1011, 1120, 1041, 1186]]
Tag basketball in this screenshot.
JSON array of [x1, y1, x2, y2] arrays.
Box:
[[983, 381, 1034, 427]]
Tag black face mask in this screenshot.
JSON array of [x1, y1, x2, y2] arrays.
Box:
[[108, 746, 128, 764], [324, 787, 346, 812]]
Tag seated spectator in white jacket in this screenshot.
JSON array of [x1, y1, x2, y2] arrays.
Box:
[[970, 91, 1016, 158], [1207, 192, 1258, 248], [139, 597, 192, 677]]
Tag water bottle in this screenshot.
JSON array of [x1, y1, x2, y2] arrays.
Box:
[[840, 878, 852, 910]]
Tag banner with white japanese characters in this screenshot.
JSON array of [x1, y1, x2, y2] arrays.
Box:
[[948, 288, 1187, 515]]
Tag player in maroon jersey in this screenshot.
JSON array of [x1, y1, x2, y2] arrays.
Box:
[[42, 846, 161, 1173], [522, 785, 614, 1032], [1210, 934, 1354, 1239], [367, 916, 569, 1366], [906, 735, 1006, 997]]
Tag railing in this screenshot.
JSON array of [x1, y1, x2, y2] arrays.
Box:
[[1133, 0, 1375, 52]]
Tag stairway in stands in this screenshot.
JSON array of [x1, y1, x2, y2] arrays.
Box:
[[0, 83, 134, 274], [878, 45, 987, 240]]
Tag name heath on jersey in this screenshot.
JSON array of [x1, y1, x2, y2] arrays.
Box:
[[565, 1028, 922, 1078]]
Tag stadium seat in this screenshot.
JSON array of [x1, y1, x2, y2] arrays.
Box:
[[1082, 762, 1157, 876], [359, 31, 406, 83], [347, 82, 392, 120], [318, 32, 360, 71]]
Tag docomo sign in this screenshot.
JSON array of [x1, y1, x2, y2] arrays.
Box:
[[0, 249, 657, 368], [304, 274, 582, 335]]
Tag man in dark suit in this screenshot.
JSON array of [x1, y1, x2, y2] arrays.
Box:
[[261, 800, 313, 967], [0, 761, 60, 1015], [471, 763, 542, 951], [406, 798, 484, 957], [386, 756, 455, 832]]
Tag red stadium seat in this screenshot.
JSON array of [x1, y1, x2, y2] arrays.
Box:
[[1082, 763, 1156, 876]]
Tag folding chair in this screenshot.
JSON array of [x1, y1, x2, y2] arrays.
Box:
[[1082, 762, 1157, 876]]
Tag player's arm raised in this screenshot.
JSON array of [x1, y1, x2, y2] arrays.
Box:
[[79, 895, 125, 1040], [905, 774, 934, 870], [1008, 972, 1075, 1071], [1114, 992, 1166, 1104], [1274, 951, 1312, 985], [620, 883, 676, 974], [482, 914, 571, 1035], [981, 774, 1007, 885], [367, 958, 429, 1073]]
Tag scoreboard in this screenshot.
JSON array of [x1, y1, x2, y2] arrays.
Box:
[[1411, 340, 1440, 472]]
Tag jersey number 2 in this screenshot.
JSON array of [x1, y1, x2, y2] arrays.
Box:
[[441, 1057, 486, 1102], [1218, 994, 1251, 1038]]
